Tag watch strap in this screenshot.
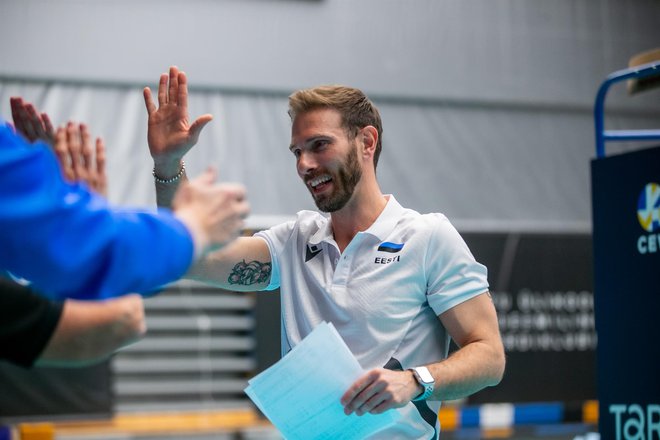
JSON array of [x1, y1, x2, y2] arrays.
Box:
[[410, 367, 434, 401]]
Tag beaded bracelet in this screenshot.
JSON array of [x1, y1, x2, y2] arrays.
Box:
[[153, 161, 185, 184]]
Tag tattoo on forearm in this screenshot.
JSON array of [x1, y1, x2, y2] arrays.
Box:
[[228, 260, 271, 285]]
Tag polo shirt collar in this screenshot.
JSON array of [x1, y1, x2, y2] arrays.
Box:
[[308, 195, 404, 245], [363, 195, 404, 241], [309, 214, 333, 245]]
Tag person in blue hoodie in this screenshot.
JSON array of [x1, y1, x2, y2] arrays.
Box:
[[0, 99, 249, 300]]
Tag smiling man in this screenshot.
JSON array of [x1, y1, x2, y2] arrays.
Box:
[[144, 66, 505, 439]]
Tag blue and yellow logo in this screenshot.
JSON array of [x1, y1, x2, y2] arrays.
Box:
[[637, 182, 660, 232]]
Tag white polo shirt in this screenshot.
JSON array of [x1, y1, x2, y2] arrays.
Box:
[[255, 195, 489, 439]]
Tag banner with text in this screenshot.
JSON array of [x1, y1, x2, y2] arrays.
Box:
[[591, 145, 660, 440]]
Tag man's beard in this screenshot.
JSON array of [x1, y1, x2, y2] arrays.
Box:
[[311, 143, 362, 213]]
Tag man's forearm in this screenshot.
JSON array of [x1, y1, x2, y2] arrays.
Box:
[[341, 340, 505, 417], [425, 340, 505, 401], [36, 295, 146, 367]]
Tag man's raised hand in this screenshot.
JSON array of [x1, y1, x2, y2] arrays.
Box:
[[10, 97, 56, 146], [54, 122, 108, 197], [171, 167, 249, 258], [143, 66, 213, 177]]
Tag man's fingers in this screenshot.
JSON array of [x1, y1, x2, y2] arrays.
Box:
[[9, 96, 23, 133], [20, 103, 38, 141], [56, 123, 104, 193], [67, 122, 83, 176], [177, 71, 188, 110], [342, 370, 376, 403], [342, 369, 390, 415], [233, 185, 247, 203], [95, 137, 108, 197], [10, 97, 27, 136], [54, 127, 74, 181], [348, 387, 377, 416], [168, 66, 179, 105], [41, 113, 55, 143], [356, 389, 388, 416], [54, 126, 66, 152], [218, 183, 248, 209], [171, 177, 250, 253], [369, 400, 391, 415], [198, 166, 218, 185], [80, 124, 93, 173], [157, 73, 168, 106], [9, 96, 22, 117], [236, 199, 250, 220], [10, 98, 54, 145], [143, 87, 157, 115], [341, 383, 369, 413], [189, 114, 213, 143], [96, 137, 106, 176], [26, 104, 47, 140]]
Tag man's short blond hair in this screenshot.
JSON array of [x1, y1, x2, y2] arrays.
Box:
[[288, 85, 383, 169]]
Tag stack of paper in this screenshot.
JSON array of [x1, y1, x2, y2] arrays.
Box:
[[245, 321, 400, 440]]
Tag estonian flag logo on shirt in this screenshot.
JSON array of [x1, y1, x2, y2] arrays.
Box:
[[377, 242, 404, 253]]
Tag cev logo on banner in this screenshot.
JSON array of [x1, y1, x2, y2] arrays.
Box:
[[637, 182, 660, 254]]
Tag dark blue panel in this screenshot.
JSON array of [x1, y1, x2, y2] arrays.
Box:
[[591, 146, 660, 439]]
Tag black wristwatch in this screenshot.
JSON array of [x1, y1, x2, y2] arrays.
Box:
[[409, 366, 435, 401]]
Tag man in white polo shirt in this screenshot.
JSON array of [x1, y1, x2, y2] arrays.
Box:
[[144, 66, 505, 439]]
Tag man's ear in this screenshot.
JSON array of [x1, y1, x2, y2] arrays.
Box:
[[361, 125, 378, 159]]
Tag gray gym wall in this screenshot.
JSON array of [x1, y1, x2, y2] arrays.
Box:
[[2, 0, 660, 416], [2, 0, 659, 232]]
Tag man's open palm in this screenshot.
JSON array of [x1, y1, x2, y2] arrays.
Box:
[[143, 66, 212, 164]]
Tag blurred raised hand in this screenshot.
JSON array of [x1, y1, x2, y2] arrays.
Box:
[[9, 96, 108, 196], [143, 66, 213, 177], [10, 97, 56, 145], [54, 122, 108, 197], [171, 167, 249, 257]]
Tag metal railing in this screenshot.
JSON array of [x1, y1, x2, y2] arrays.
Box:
[[594, 60, 660, 158]]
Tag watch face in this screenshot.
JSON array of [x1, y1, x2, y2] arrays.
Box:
[[416, 367, 434, 384]]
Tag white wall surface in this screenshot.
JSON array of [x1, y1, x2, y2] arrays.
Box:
[[1, 0, 659, 230], [2, 0, 659, 104]]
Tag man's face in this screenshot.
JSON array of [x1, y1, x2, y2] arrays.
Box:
[[290, 108, 362, 212]]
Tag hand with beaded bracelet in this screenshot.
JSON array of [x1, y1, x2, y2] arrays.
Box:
[[143, 66, 213, 207]]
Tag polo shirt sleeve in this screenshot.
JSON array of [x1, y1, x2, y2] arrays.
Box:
[[0, 278, 64, 368], [424, 213, 489, 316], [0, 123, 194, 300], [254, 220, 296, 291]]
